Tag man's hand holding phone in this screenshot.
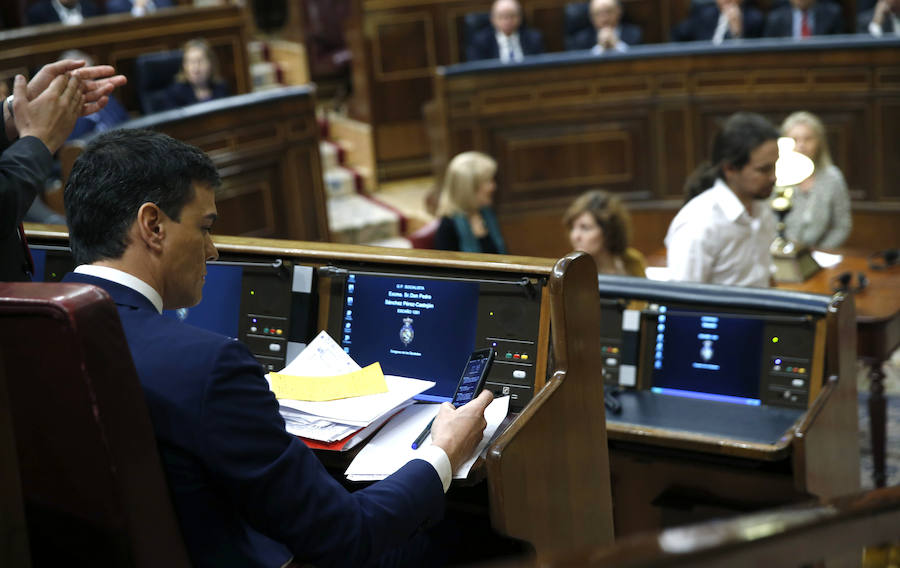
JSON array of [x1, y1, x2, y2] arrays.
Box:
[[430, 389, 494, 471]]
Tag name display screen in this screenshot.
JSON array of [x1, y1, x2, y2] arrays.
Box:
[[340, 273, 480, 402], [650, 307, 764, 405]]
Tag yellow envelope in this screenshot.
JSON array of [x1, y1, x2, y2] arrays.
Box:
[[269, 362, 388, 401]]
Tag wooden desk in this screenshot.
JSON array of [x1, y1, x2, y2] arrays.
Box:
[[646, 249, 900, 489], [0, 5, 251, 113], [589, 278, 859, 537], [434, 37, 900, 258], [24, 228, 615, 560], [780, 253, 900, 488], [59, 87, 330, 243]]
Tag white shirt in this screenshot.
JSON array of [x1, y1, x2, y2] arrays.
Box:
[[496, 31, 524, 63], [72, 264, 454, 491], [51, 0, 83, 24], [712, 12, 730, 44], [665, 179, 776, 288], [131, 0, 158, 16], [869, 12, 900, 37], [74, 264, 164, 313], [591, 28, 629, 54]]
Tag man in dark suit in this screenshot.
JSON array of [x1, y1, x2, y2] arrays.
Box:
[[858, 0, 899, 35], [106, 0, 173, 16], [466, 0, 544, 62], [1, 59, 124, 281], [62, 128, 495, 568], [570, 0, 642, 53], [26, 0, 100, 25], [763, 0, 844, 37], [671, 0, 765, 42]]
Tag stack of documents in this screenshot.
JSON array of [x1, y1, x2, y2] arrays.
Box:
[[267, 331, 435, 450], [345, 395, 510, 481]]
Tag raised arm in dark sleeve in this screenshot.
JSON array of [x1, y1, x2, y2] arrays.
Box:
[[0, 120, 53, 280]]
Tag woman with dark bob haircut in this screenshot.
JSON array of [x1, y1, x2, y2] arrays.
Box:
[[564, 189, 645, 277]]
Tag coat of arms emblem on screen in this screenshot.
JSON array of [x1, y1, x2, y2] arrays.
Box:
[[399, 317, 414, 346]]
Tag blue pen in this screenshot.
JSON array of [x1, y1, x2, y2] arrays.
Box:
[[411, 417, 435, 450]]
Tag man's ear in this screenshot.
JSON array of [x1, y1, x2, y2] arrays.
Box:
[[135, 202, 165, 252]]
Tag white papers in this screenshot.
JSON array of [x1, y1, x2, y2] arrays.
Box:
[[269, 331, 435, 443], [345, 396, 511, 482], [281, 330, 360, 376], [277, 375, 435, 427], [644, 266, 671, 281], [811, 250, 843, 269]]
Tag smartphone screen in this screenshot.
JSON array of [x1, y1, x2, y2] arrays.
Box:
[[451, 348, 493, 407]]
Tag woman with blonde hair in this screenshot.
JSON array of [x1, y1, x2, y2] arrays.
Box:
[[780, 111, 851, 249], [165, 38, 228, 109], [434, 151, 507, 253], [564, 189, 645, 276]]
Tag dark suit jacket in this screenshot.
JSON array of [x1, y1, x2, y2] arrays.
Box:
[[569, 22, 643, 50], [0, 133, 51, 281], [857, 7, 897, 33], [161, 80, 229, 111], [763, 2, 845, 37], [62, 273, 447, 568], [671, 3, 765, 41], [465, 26, 545, 62], [26, 0, 100, 25], [105, 0, 173, 14]]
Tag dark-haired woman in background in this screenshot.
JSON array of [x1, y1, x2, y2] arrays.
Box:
[[434, 151, 507, 254], [164, 39, 228, 109], [564, 190, 645, 277]]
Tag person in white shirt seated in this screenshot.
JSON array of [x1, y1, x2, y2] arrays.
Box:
[[665, 112, 780, 288], [858, 0, 899, 36], [570, 0, 643, 54], [465, 0, 545, 63]]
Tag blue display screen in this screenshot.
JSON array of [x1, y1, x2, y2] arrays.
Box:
[[340, 273, 480, 402], [650, 307, 763, 405], [30, 249, 47, 281], [163, 264, 243, 338]]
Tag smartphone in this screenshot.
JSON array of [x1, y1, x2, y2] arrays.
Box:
[[450, 348, 494, 408]]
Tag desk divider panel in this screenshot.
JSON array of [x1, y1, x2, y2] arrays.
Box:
[[24, 229, 613, 558]]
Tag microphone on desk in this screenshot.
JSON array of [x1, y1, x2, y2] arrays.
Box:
[[604, 389, 622, 414]]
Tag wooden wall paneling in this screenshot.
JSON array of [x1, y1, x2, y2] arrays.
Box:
[[656, 106, 692, 199], [435, 40, 900, 257], [214, 170, 279, 238]]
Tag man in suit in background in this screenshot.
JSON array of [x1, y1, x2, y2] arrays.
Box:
[[763, 0, 844, 37], [106, 0, 174, 17], [62, 129, 494, 568], [466, 0, 545, 62], [671, 0, 765, 42], [26, 0, 100, 25], [571, 0, 642, 53], [858, 0, 899, 35]]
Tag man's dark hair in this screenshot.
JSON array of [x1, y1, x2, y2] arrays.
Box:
[[684, 112, 779, 202], [65, 129, 221, 265]]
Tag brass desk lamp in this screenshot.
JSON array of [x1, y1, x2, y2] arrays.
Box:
[[770, 137, 820, 283]]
